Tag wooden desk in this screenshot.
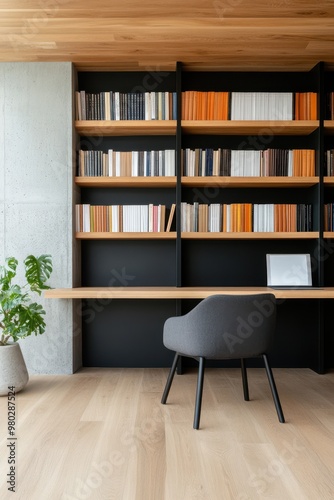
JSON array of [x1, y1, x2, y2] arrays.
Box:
[[45, 286, 334, 300], [45, 286, 332, 374]]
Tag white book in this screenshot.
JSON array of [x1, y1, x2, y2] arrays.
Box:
[[253, 204, 258, 232], [132, 151, 139, 177], [151, 93, 156, 120], [181, 202, 187, 232], [269, 204, 275, 232], [145, 93, 151, 120], [107, 149, 113, 176], [148, 203, 154, 232], [114, 92, 120, 120], [115, 152, 121, 177], [82, 204, 90, 232], [112, 205, 118, 232], [105, 92, 110, 120], [231, 150, 243, 176], [165, 92, 169, 120], [159, 150, 164, 176], [226, 205, 231, 232], [139, 205, 145, 232]]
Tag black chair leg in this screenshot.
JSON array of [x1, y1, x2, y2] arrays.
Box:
[[262, 354, 285, 423], [161, 353, 179, 404], [194, 357, 206, 430], [240, 358, 249, 401]]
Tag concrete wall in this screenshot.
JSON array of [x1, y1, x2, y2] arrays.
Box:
[[0, 62, 80, 374]]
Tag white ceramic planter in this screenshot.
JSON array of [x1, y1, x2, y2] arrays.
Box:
[[0, 343, 29, 396]]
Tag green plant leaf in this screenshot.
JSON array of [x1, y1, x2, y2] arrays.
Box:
[[17, 302, 46, 337], [24, 254, 53, 295], [0, 257, 18, 290], [0, 254, 52, 344]]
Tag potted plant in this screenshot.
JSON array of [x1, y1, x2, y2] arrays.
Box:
[[0, 255, 53, 396]]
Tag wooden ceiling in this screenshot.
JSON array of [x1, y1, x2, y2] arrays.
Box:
[[1, 0, 334, 71]]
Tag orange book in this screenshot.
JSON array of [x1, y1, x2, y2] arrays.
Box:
[[191, 91, 196, 121], [310, 92, 317, 120], [280, 205, 286, 232], [236, 204, 242, 232], [219, 92, 223, 120], [201, 92, 208, 120], [301, 150, 306, 177], [231, 204, 236, 232], [292, 204, 297, 232], [302, 93, 307, 120], [222, 204, 226, 232], [197, 92, 202, 120], [244, 204, 252, 232], [303, 150, 308, 177], [293, 150, 300, 176], [213, 92, 220, 120], [309, 150, 315, 176], [223, 92, 229, 120], [208, 91, 215, 120], [187, 90, 196, 120]]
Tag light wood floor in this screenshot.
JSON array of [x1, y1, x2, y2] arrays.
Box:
[[1, 367, 334, 500]]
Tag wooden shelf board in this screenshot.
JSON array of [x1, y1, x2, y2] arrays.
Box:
[[181, 232, 319, 239], [324, 177, 334, 185], [181, 176, 319, 188], [76, 232, 177, 239], [324, 120, 334, 134], [75, 120, 177, 136], [324, 232, 334, 239], [181, 120, 319, 135], [75, 176, 177, 188], [44, 286, 334, 300]]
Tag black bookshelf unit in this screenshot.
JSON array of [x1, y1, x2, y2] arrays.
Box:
[[73, 63, 334, 371]]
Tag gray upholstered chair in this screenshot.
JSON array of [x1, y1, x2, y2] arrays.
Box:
[[161, 294, 285, 429]]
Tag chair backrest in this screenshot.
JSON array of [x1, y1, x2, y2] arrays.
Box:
[[164, 294, 276, 359]]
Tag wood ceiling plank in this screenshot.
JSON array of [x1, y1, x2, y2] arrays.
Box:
[[0, 2, 334, 69]]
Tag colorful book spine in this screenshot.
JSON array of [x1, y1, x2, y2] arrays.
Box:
[[180, 203, 312, 232], [75, 91, 177, 121], [75, 204, 175, 232], [181, 149, 315, 177]]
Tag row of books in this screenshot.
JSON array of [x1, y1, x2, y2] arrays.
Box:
[[325, 150, 334, 176], [76, 204, 176, 233], [75, 91, 177, 121], [75, 90, 318, 121], [181, 202, 312, 232], [231, 92, 294, 121], [182, 91, 229, 120], [181, 148, 315, 177], [181, 92, 317, 121], [78, 149, 176, 177], [324, 203, 334, 231]]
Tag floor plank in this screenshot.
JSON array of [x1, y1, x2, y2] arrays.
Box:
[[0, 368, 334, 499]]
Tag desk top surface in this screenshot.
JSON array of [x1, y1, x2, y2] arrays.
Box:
[[44, 286, 334, 299]]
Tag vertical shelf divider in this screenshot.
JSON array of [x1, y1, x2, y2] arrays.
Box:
[[176, 61, 182, 288]]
